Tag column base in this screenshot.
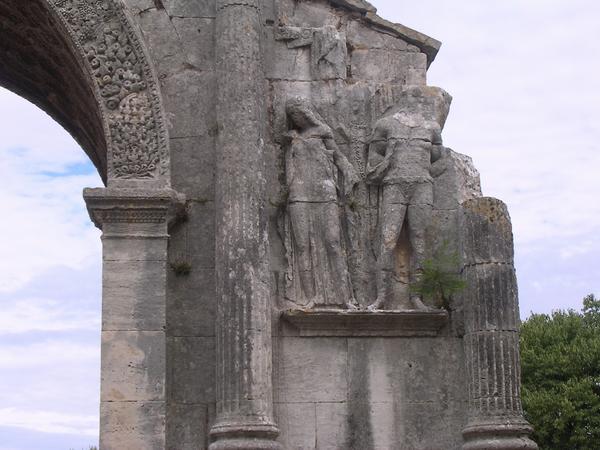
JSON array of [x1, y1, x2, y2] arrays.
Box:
[[209, 420, 281, 450], [209, 438, 282, 450], [462, 420, 538, 450]]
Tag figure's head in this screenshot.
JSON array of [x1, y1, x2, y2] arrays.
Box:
[[286, 97, 323, 130]]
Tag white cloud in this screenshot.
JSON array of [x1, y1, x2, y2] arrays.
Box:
[[0, 340, 98, 369], [0, 88, 86, 168], [0, 338, 100, 430], [559, 237, 600, 260], [0, 88, 102, 293], [0, 170, 101, 292], [0, 87, 102, 446], [0, 297, 100, 335], [0, 408, 97, 437]]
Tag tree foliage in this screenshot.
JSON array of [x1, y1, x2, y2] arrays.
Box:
[[520, 295, 600, 450]]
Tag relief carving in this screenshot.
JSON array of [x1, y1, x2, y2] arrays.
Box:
[[279, 87, 454, 312], [366, 96, 444, 310], [275, 25, 347, 80], [283, 97, 359, 309], [48, 0, 168, 180]]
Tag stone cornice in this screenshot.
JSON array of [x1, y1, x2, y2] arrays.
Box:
[[329, 0, 441, 66], [83, 187, 186, 229]]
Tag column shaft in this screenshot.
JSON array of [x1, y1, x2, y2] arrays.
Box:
[[210, 0, 280, 448], [460, 198, 537, 450]]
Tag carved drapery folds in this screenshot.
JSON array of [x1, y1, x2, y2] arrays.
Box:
[[283, 97, 359, 310], [48, 0, 169, 183], [281, 87, 453, 314]]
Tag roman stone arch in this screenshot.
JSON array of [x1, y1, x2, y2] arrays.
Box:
[[0, 0, 170, 186], [1, 1, 537, 448]]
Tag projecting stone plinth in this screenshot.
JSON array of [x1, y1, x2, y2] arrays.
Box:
[[282, 309, 449, 337]]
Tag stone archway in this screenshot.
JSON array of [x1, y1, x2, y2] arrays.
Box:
[[0, 0, 170, 186], [1, 1, 181, 448], [1, 1, 538, 448]]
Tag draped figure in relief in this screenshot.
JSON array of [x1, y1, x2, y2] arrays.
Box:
[[284, 97, 359, 309]]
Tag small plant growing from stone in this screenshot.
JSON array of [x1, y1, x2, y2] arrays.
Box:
[[170, 260, 192, 276], [347, 197, 359, 212], [410, 242, 466, 310]]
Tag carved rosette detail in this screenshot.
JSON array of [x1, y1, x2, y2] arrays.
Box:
[[47, 0, 168, 181]]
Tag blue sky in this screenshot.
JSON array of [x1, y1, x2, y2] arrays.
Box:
[[0, 88, 102, 450], [0, 0, 599, 448]]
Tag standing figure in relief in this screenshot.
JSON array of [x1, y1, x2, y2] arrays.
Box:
[[366, 107, 444, 310], [284, 97, 359, 309]]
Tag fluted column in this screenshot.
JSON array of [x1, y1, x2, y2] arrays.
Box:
[[459, 197, 537, 450], [210, 0, 280, 448], [84, 187, 183, 450]]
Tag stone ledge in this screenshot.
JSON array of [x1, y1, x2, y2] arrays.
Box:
[[281, 309, 449, 337], [84, 187, 186, 229]]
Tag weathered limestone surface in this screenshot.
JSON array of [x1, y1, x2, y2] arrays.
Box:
[[209, 0, 280, 448], [85, 188, 184, 450], [0, 0, 535, 448], [273, 337, 467, 449], [459, 198, 538, 450]]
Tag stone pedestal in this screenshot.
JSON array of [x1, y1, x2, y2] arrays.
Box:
[[85, 188, 184, 450], [209, 0, 280, 448], [460, 198, 537, 450]]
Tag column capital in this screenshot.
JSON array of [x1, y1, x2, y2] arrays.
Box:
[[83, 187, 186, 230]]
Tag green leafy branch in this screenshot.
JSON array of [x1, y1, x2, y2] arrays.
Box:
[[410, 242, 466, 310]]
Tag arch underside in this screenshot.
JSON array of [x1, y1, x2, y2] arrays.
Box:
[[0, 0, 108, 181]]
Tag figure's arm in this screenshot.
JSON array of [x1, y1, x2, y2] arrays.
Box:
[[431, 144, 443, 164], [324, 135, 360, 194], [429, 128, 447, 177], [366, 124, 391, 184], [430, 145, 448, 178], [283, 133, 298, 189]]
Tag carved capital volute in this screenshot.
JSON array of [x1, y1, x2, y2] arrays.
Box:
[[83, 187, 186, 231]]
